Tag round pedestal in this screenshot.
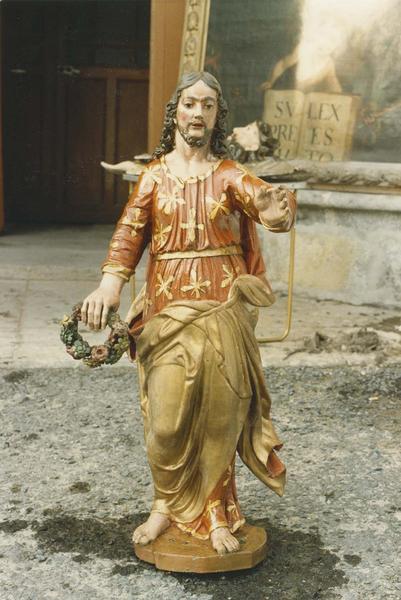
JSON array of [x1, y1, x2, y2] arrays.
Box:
[[133, 523, 267, 573]]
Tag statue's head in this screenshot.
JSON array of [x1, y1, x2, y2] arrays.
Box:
[[153, 71, 228, 158], [226, 120, 279, 163]]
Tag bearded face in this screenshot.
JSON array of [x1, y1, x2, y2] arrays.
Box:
[[176, 122, 214, 147], [175, 80, 218, 149]]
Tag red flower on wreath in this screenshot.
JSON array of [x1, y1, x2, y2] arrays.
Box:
[[91, 345, 110, 362]]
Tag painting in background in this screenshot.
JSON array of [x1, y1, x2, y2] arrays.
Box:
[[205, 0, 401, 163]]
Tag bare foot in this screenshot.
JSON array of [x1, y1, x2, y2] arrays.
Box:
[[132, 512, 170, 545], [210, 527, 240, 555]]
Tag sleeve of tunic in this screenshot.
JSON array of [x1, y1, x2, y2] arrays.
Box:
[[226, 162, 297, 233], [101, 169, 155, 281]]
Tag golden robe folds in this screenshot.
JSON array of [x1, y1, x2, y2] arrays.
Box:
[[102, 157, 296, 538]]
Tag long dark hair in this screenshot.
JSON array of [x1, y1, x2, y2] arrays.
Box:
[[153, 71, 228, 158]]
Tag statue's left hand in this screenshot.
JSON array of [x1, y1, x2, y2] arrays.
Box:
[[254, 185, 290, 227]]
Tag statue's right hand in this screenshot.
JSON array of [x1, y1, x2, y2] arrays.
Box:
[[81, 287, 120, 331]]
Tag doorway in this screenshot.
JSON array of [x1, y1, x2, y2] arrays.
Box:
[[2, 0, 150, 224]]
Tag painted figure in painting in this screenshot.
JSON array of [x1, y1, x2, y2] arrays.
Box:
[[82, 72, 296, 556]]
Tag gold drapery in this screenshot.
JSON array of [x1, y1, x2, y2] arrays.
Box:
[[135, 275, 286, 526]]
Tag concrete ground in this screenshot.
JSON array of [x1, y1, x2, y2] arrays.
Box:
[[1, 225, 400, 370], [0, 226, 400, 600]]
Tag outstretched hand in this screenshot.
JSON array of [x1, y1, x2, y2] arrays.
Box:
[[254, 185, 290, 227]]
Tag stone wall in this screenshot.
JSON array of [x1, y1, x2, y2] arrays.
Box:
[[260, 188, 401, 307]]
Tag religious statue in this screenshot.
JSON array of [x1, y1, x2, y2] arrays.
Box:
[[226, 120, 278, 163], [81, 71, 296, 567]]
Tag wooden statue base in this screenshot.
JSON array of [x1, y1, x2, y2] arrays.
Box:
[[133, 523, 267, 573]]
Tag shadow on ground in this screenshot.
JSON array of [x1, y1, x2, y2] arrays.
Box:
[[172, 517, 347, 600], [0, 511, 347, 600]]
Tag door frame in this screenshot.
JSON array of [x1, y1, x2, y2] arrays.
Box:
[[147, 0, 186, 152]]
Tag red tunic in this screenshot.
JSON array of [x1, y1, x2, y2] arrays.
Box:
[[102, 156, 296, 323]]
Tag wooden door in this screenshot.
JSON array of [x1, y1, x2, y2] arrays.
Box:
[[56, 67, 148, 223], [2, 1, 56, 225], [2, 0, 150, 225]]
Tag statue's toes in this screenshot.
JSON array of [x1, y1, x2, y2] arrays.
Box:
[[214, 542, 227, 555], [136, 533, 151, 546], [132, 525, 150, 545], [224, 536, 240, 553]]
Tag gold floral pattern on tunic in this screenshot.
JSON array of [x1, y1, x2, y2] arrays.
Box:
[[221, 264, 241, 288], [180, 208, 205, 243], [121, 210, 147, 238], [157, 187, 185, 215], [181, 268, 211, 298], [206, 192, 230, 220], [154, 221, 173, 246], [155, 273, 174, 300], [144, 164, 162, 184]]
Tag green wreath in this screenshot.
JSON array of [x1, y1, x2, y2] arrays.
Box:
[[60, 303, 130, 368]]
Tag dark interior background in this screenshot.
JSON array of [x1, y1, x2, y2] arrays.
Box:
[[2, 0, 150, 224]]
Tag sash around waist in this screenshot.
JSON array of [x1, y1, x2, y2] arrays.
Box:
[[152, 245, 243, 261]]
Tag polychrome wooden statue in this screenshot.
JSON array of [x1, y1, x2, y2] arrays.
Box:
[[81, 71, 296, 570]]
